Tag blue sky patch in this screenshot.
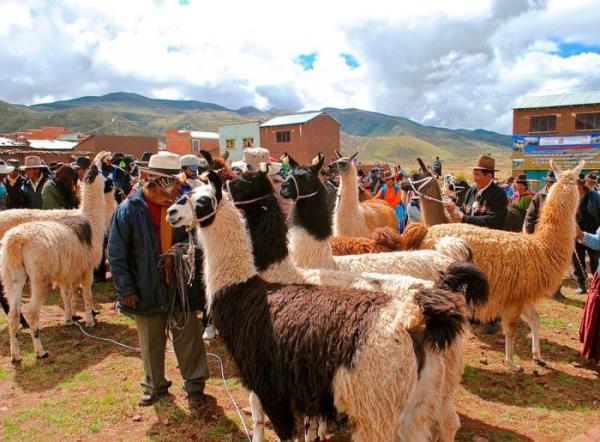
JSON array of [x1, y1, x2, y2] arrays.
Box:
[[296, 52, 318, 71], [557, 41, 600, 57], [340, 53, 360, 69], [179, 0, 190, 5]]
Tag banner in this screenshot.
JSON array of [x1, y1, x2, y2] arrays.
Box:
[[513, 133, 600, 170]]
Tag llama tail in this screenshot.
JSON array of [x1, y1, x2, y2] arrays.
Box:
[[412, 287, 467, 350], [371, 227, 402, 250], [437, 261, 489, 310], [399, 223, 428, 250], [0, 234, 28, 309]]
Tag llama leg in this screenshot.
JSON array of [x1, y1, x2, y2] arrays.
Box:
[[520, 303, 545, 366], [25, 280, 48, 359], [60, 285, 74, 326], [502, 315, 522, 372], [249, 392, 266, 442], [80, 271, 95, 327], [436, 401, 460, 442], [5, 268, 27, 363], [317, 417, 328, 440]]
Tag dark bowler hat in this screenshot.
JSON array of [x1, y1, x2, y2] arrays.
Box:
[[545, 170, 556, 182], [472, 155, 499, 172], [71, 156, 92, 169]]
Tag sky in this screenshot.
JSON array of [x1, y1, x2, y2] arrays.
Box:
[[1, 0, 600, 134]]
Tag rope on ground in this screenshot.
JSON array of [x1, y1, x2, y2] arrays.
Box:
[[39, 309, 251, 442]]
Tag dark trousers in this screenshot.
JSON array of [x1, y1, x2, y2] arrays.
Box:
[[573, 241, 600, 289]]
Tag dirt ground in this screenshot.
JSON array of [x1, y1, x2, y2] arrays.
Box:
[[1, 280, 599, 442]]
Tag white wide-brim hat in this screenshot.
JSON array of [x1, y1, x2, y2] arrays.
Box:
[[139, 151, 181, 178]]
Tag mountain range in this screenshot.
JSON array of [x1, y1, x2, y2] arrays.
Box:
[[0, 92, 513, 174]]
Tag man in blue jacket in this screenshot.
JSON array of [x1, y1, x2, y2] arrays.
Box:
[[108, 152, 209, 414]]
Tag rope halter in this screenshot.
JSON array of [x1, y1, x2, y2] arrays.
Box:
[[184, 190, 220, 231], [286, 174, 319, 202], [408, 175, 446, 204], [225, 180, 272, 206]]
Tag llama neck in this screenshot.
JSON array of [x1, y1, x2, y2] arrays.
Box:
[[336, 167, 361, 217], [80, 181, 106, 241], [260, 257, 305, 284], [419, 181, 450, 226], [196, 199, 256, 305], [103, 191, 116, 233], [288, 226, 337, 270], [243, 197, 290, 272], [534, 179, 578, 248], [291, 186, 332, 241]]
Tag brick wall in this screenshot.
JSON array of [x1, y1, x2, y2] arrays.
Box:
[[14, 126, 74, 140], [513, 104, 600, 134], [260, 114, 340, 164], [165, 129, 192, 155], [75, 135, 158, 159]]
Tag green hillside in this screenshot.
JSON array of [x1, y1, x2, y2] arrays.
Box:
[[0, 93, 511, 171]]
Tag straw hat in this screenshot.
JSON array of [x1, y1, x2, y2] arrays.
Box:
[[20, 156, 48, 170], [0, 160, 15, 174], [242, 147, 281, 175]]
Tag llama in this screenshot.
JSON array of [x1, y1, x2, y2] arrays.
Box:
[[226, 166, 489, 442], [0, 157, 116, 327], [406, 158, 583, 371], [166, 171, 471, 442], [3, 165, 106, 363], [321, 152, 397, 237], [330, 224, 429, 255], [280, 154, 491, 440]]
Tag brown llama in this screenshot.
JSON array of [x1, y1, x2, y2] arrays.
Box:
[[166, 171, 471, 442], [406, 159, 583, 371], [330, 224, 429, 255]]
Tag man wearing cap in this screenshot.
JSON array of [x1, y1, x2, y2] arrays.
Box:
[[107, 151, 210, 414], [179, 154, 208, 193], [5, 159, 25, 209], [446, 155, 507, 230], [20, 156, 50, 209], [573, 173, 600, 294]]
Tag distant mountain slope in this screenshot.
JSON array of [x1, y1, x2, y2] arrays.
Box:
[[0, 93, 511, 171]]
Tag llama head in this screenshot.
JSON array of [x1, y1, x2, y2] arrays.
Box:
[[280, 153, 324, 200], [166, 171, 223, 228], [409, 157, 442, 200], [226, 164, 274, 206], [550, 159, 585, 187], [328, 151, 357, 175]]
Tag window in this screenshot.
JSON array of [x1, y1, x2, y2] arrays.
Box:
[[192, 139, 200, 152], [243, 137, 254, 148], [226, 139, 235, 149], [575, 113, 600, 130], [529, 115, 556, 132], [276, 130, 291, 143]]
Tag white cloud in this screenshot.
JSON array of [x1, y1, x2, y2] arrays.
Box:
[[0, 0, 599, 133]]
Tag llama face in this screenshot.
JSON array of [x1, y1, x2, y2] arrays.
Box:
[[166, 171, 223, 228], [227, 170, 273, 205], [328, 152, 357, 175], [281, 166, 321, 200]]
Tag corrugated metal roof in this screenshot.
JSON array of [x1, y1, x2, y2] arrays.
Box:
[[29, 139, 78, 150], [0, 137, 25, 147], [514, 91, 600, 109], [189, 131, 219, 140], [260, 112, 324, 127]]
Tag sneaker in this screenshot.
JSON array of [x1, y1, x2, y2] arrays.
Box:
[[138, 390, 168, 406], [202, 325, 216, 340], [575, 286, 586, 295]]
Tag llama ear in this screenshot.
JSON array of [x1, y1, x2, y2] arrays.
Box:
[[549, 159, 561, 177], [284, 152, 299, 169], [573, 160, 586, 177], [199, 150, 215, 169], [350, 152, 358, 161], [222, 151, 230, 162], [259, 162, 270, 175], [335, 150, 342, 159], [417, 158, 430, 175], [310, 153, 325, 173]]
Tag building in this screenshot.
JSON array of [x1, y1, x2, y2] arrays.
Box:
[[75, 135, 158, 159], [218, 121, 261, 162], [13, 126, 74, 140], [165, 129, 219, 157], [259, 112, 340, 164], [512, 91, 600, 181]]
